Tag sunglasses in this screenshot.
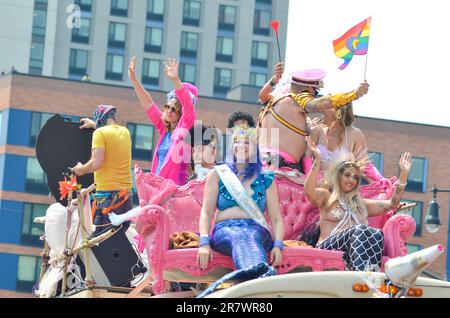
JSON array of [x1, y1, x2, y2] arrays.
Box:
[[164, 104, 179, 113]]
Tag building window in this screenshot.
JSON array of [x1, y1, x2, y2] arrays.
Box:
[[30, 112, 53, 146], [71, 17, 91, 44], [147, 0, 165, 21], [218, 5, 236, 31], [183, 0, 201, 26], [180, 32, 199, 57], [108, 22, 127, 49], [253, 9, 271, 36], [214, 68, 232, 95], [105, 54, 124, 81], [179, 63, 196, 85], [25, 157, 49, 195], [21, 203, 48, 246], [405, 243, 422, 254], [69, 49, 88, 76], [144, 27, 163, 53], [111, 0, 128, 17], [128, 123, 154, 160], [368, 151, 384, 174], [17, 256, 41, 292], [406, 157, 427, 192], [32, 9, 47, 38], [131, 168, 138, 205], [74, 0, 92, 12], [250, 72, 267, 87], [216, 37, 234, 62], [400, 200, 423, 237], [256, 0, 272, 4], [251, 41, 269, 67], [142, 59, 160, 86], [29, 42, 45, 75]]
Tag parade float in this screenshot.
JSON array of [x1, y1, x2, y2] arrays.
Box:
[[32, 162, 450, 298], [32, 114, 450, 298]]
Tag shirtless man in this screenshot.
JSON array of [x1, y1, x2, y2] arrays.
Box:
[[258, 69, 369, 173]]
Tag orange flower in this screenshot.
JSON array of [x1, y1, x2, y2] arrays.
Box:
[[59, 176, 79, 200]]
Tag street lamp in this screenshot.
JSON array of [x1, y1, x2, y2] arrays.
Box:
[[425, 185, 450, 233]]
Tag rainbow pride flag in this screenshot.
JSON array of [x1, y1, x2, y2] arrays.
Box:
[[333, 17, 371, 70]]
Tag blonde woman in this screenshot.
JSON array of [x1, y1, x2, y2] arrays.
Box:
[[304, 137, 412, 271], [309, 103, 386, 183]]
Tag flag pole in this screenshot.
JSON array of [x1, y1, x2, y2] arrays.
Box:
[[363, 16, 372, 81], [276, 34, 282, 63], [363, 53, 369, 81], [271, 20, 282, 63]]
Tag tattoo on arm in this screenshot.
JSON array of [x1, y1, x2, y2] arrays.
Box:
[[389, 184, 405, 210], [374, 185, 405, 213], [305, 101, 320, 113], [376, 201, 392, 212]]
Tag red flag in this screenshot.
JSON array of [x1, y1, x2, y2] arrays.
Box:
[[271, 20, 279, 35]]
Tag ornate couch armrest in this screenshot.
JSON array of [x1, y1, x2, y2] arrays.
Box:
[[135, 204, 172, 294], [135, 204, 167, 238], [135, 204, 172, 264], [382, 214, 416, 259]]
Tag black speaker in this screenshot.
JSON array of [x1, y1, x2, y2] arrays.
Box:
[[52, 262, 85, 296], [76, 228, 147, 288]]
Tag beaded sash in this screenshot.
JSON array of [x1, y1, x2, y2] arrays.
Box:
[[327, 196, 364, 239]]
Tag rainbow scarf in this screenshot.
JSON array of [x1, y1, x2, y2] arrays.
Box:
[[333, 17, 371, 70]]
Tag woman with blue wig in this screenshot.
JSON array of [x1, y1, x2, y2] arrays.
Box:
[[196, 125, 284, 297], [128, 57, 197, 185]]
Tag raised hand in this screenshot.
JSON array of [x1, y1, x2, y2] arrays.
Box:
[[79, 118, 96, 130], [306, 136, 321, 158], [398, 152, 412, 173], [306, 117, 322, 135], [273, 62, 284, 83], [164, 58, 180, 81], [356, 81, 369, 98], [128, 56, 137, 81]]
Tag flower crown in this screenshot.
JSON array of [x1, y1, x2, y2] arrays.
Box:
[[232, 124, 258, 143], [330, 148, 371, 174]]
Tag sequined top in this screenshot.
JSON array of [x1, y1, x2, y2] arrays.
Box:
[[217, 172, 275, 212]]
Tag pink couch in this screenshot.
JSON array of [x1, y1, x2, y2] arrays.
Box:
[[134, 166, 416, 294]]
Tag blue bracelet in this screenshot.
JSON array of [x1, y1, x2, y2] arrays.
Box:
[[200, 235, 210, 247], [273, 240, 284, 251]]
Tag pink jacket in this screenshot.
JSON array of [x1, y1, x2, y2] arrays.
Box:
[[146, 85, 196, 185]]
